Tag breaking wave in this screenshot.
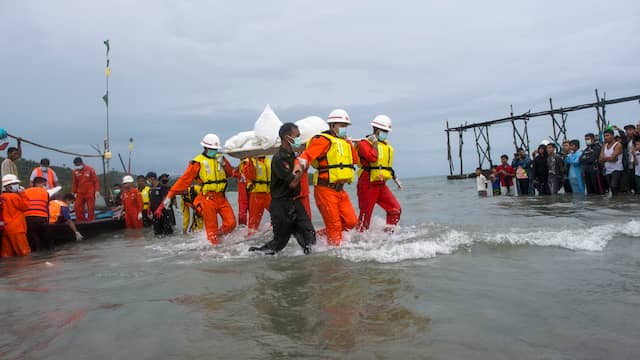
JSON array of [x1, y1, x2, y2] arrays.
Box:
[[145, 218, 640, 264]]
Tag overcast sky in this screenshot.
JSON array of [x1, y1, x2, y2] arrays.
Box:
[[1, 0, 638, 178]]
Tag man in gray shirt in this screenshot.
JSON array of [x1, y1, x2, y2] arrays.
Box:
[[1, 139, 22, 179]]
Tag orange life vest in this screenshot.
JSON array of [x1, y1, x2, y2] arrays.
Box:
[[49, 200, 67, 224], [24, 187, 49, 219], [33, 167, 57, 189]]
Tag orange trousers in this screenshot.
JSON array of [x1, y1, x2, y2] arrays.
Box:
[[1, 232, 31, 257], [75, 192, 95, 222], [237, 181, 249, 225], [248, 192, 271, 234], [198, 192, 236, 244], [313, 186, 357, 246]]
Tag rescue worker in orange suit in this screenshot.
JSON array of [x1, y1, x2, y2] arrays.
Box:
[[356, 115, 402, 231], [1, 174, 31, 257], [243, 156, 272, 235], [120, 175, 144, 229], [25, 177, 51, 251], [29, 158, 60, 189], [158, 133, 236, 244], [49, 193, 83, 241], [71, 157, 100, 222], [234, 158, 250, 226], [294, 109, 359, 246]]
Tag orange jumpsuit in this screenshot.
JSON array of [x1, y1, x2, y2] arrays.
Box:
[[296, 164, 312, 220], [299, 135, 359, 245], [121, 187, 144, 229], [71, 164, 99, 221], [243, 158, 271, 234], [1, 192, 31, 257], [168, 157, 236, 244], [234, 159, 250, 225], [356, 139, 401, 230]]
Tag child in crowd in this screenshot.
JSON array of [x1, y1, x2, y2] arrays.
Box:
[[476, 168, 488, 197], [490, 166, 501, 196]]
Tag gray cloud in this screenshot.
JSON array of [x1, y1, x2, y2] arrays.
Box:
[[1, 0, 638, 178]]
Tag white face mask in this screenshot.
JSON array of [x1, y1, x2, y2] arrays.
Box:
[[586, 140, 592, 146], [9, 184, 20, 192], [74, 165, 83, 170]]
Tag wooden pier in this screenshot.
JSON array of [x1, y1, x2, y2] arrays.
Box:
[[444, 90, 640, 180]]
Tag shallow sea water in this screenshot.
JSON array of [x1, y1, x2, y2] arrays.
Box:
[[1, 177, 639, 359]]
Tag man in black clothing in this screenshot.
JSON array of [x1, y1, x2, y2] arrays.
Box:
[[148, 172, 174, 235], [249, 123, 315, 255], [579, 133, 603, 194], [532, 144, 549, 195]]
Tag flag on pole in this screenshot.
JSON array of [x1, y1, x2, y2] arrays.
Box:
[[103, 39, 110, 56], [106, 66, 111, 77], [102, 92, 109, 106]]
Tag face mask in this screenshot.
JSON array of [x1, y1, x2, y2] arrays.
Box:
[[586, 140, 592, 146], [41, 166, 48, 172], [337, 127, 348, 139], [10, 184, 19, 192], [288, 135, 303, 147], [74, 165, 83, 170], [113, 189, 121, 195], [206, 149, 218, 157], [377, 132, 388, 141]]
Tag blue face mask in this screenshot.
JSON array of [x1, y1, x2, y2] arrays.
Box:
[[337, 127, 348, 139], [377, 132, 388, 141], [206, 149, 218, 157]]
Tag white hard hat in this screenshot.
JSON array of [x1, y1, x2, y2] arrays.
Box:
[[327, 109, 351, 125], [371, 115, 392, 132], [122, 175, 135, 184], [2, 174, 19, 187], [200, 133, 221, 149]]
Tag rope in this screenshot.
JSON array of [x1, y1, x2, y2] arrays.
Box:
[[7, 133, 103, 158]]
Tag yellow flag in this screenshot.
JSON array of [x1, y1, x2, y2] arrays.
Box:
[[106, 67, 111, 77]]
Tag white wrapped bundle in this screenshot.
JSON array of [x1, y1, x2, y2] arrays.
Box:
[[295, 116, 328, 143], [254, 104, 283, 150], [223, 131, 256, 150]]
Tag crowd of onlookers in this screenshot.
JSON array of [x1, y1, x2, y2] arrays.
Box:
[[476, 124, 640, 197]]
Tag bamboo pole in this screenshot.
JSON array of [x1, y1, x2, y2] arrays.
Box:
[[446, 121, 453, 176]]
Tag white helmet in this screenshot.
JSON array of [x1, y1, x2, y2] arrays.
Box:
[[540, 139, 550, 146], [371, 115, 392, 132], [327, 109, 351, 125], [122, 175, 135, 184], [200, 133, 221, 149], [2, 174, 19, 187]]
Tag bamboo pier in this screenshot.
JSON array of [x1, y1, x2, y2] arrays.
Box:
[[444, 89, 640, 179]]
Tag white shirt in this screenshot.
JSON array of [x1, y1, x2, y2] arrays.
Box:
[[476, 174, 487, 191]]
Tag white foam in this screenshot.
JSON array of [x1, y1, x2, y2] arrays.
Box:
[[144, 217, 640, 264]]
